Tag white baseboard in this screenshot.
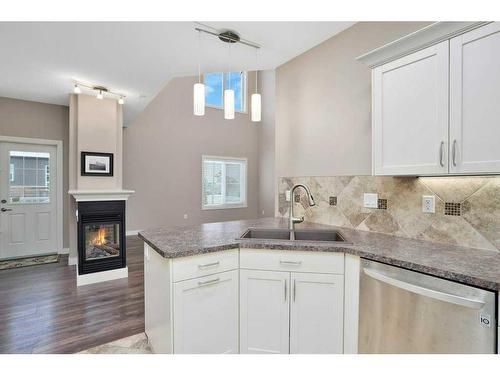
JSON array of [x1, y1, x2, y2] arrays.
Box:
[[76, 266, 128, 286], [68, 256, 78, 266], [126, 229, 142, 236], [59, 247, 70, 255]]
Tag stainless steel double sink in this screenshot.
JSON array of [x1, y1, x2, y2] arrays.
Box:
[[239, 228, 349, 243]]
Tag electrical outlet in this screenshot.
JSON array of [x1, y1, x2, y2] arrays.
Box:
[[364, 193, 378, 208], [183, 214, 188, 219], [285, 190, 291, 202], [422, 195, 435, 213]]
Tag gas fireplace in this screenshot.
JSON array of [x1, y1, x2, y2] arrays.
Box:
[[77, 200, 126, 275]]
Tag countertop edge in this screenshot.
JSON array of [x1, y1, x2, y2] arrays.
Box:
[[137, 231, 500, 291]]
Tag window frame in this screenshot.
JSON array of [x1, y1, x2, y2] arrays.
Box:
[[201, 155, 248, 210], [203, 71, 248, 114]]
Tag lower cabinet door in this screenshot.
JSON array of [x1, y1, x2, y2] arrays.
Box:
[[290, 272, 344, 354], [173, 269, 238, 354], [240, 269, 290, 354]]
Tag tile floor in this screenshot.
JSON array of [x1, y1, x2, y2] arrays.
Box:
[[79, 333, 153, 354]]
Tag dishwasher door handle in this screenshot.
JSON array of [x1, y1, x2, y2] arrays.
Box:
[[363, 268, 486, 310]]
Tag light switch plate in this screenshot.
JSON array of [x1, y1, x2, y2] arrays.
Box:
[[422, 195, 435, 213], [364, 193, 379, 208]]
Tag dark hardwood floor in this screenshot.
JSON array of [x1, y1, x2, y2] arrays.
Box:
[[0, 236, 145, 354]]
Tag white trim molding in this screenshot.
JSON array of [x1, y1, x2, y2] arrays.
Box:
[[0, 135, 64, 255], [356, 22, 490, 68], [68, 189, 135, 202], [76, 266, 128, 286]]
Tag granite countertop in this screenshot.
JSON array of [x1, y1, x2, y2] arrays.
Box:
[[138, 217, 500, 291]]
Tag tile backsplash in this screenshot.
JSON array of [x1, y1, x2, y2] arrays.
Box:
[[277, 176, 500, 251]]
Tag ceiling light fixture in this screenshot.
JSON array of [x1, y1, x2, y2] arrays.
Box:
[[71, 82, 126, 105], [193, 30, 205, 116], [194, 25, 262, 121], [251, 49, 262, 123]]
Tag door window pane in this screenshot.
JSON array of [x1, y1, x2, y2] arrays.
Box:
[[9, 151, 50, 204]]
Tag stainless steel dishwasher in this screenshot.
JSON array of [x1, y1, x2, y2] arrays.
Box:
[[358, 259, 497, 354]]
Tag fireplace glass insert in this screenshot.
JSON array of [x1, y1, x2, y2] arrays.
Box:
[[78, 200, 126, 275], [84, 223, 120, 261]]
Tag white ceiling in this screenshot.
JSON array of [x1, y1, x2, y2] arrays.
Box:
[[0, 22, 355, 126]]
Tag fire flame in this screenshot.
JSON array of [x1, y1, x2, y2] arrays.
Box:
[[92, 227, 107, 246]]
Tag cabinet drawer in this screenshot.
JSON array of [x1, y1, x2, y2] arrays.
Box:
[[172, 250, 239, 282], [240, 249, 344, 274]]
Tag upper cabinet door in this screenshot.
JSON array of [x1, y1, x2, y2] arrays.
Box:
[[289, 273, 344, 354], [450, 22, 500, 174], [373, 41, 449, 175], [240, 269, 290, 354]]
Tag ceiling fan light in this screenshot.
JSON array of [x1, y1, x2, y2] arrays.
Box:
[[193, 83, 205, 116]]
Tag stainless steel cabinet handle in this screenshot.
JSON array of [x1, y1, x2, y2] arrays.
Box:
[[197, 277, 220, 287], [293, 279, 296, 302], [439, 141, 445, 167], [279, 260, 302, 266], [452, 140, 457, 167], [1, 208, 12, 212], [198, 261, 220, 269], [284, 279, 287, 302], [363, 268, 485, 309]]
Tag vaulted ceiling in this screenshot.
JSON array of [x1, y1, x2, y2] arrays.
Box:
[[0, 22, 355, 125]]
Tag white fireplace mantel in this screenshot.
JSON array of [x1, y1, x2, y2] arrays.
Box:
[[68, 189, 135, 202]]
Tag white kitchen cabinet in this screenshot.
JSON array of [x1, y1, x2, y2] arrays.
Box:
[[449, 22, 500, 174], [173, 269, 239, 354], [239, 269, 290, 354], [289, 273, 344, 354], [372, 41, 449, 176], [370, 22, 500, 176]]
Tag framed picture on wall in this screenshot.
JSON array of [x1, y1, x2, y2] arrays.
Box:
[[81, 152, 114, 176]]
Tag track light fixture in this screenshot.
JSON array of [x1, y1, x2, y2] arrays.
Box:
[[71, 81, 126, 104]]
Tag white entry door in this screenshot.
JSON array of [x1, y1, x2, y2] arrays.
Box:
[[0, 142, 58, 259]]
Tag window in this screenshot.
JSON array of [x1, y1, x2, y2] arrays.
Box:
[[10, 163, 14, 182], [204, 71, 246, 112], [202, 156, 247, 209], [9, 151, 50, 204]]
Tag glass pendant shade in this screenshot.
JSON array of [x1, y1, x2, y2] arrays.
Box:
[[251, 93, 261, 122], [193, 83, 205, 116], [224, 89, 235, 119]]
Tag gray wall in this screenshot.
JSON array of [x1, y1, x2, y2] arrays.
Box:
[[275, 22, 432, 178], [123, 74, 263, 231], [258, 70, 276, 218], [0, 97, 70, 248]]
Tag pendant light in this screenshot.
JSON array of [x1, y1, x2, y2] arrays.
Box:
[[224, 43, 235, 120], [193, 30, 205, 116], [251, 49, 261, 122]]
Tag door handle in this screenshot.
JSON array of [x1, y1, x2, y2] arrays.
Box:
[[363, 267, 485, 309], [1, 208, 12, 212], [439, 141, 445, 167]]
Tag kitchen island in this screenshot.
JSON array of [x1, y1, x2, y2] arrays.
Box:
[[139, 217, 500, 354]]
